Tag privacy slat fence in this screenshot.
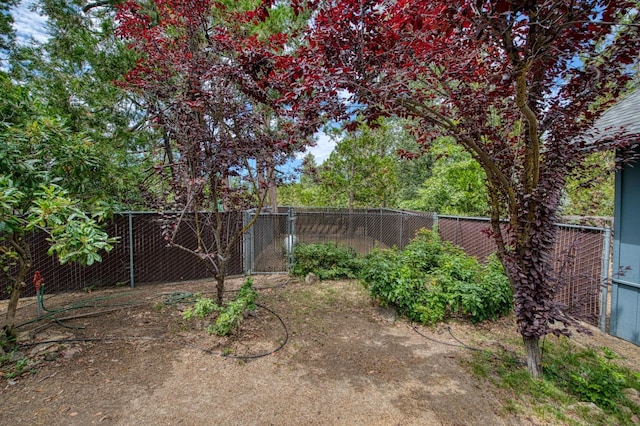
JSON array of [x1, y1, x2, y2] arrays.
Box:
[[438, 216, 610, 328], [2, 208, 611, 329], [1, 212, 243, 300]]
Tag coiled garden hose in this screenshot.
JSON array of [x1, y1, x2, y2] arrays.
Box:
[[16, 277, 290, 359], [16, 285, 139, 330], [183, 302, 289, 360]]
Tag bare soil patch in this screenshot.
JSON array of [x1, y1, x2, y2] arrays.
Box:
[[1, 276, 639, 425]]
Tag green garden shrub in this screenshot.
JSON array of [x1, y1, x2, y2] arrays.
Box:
[[291, 242, 362, 280], [545, 344, 633, 410], [182, 278, 258, 336], [361, 229, 512, 324]]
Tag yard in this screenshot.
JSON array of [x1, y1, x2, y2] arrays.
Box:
[[1, 275, 639, 425]]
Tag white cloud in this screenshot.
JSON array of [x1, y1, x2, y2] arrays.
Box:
[[298, 130, 338, 164], [12, 1, 49, 45]]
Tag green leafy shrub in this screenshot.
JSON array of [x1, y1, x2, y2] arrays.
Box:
[[291, 242, 362, 280], [183, 296, 218, 320], [182, 278, 258, 336], [360, 229, 512, 324], [477, 255, 513, 319], [209, 278, 258, 336], [469, 340, 640, 423], [545, 344, 634, 410]]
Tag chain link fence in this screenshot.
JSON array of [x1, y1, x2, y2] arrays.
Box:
[[2, 208, 610, 328], [244, 208, 437, 274], [438, 215, 610, 327], [1, 212, 244, 300]]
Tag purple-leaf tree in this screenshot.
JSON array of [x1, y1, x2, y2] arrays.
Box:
[[294, 0, 640, 377], [115, 0, 317, 304]]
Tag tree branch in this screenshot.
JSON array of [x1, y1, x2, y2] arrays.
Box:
[[82, 0, 117, 13], [514, 66, 540, 191]]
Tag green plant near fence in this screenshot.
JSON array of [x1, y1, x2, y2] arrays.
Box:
[[544, 342, 635, 410], [360, 229, 513, 324], [290, 229, 512, 325], [182, 277, 258, 336], [290, 242, 362, 280]]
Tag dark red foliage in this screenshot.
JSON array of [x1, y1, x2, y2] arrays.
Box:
[[114, 0, 324, 302], [114, 0, 640, 366], [114, 0, 326, 209]]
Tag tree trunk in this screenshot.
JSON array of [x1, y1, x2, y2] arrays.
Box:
[[215, 249, 227, 306], [523, 335, 543, 379], [4, 278, 25, 343], [213, 214, 227, 306], [215, 275, 225, 306], [268, 185, 278, 212], [256, 161, 264, 204], [266, 158, 278, 212], [3, 234, 31, 345]]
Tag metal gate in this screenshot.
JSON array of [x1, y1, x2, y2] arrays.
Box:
[[243, 209, 292, 274], [243, 208, 436, 274]]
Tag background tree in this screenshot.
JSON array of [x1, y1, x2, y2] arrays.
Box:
[[279, 118, 430, 209], [278, 153, 329, 207], [0, 74, 117, 343], [561, 152, 615, 219], [9, 0, 153, 209], [400, 138, 489, 216], [279, 118, 432, 209], [297, 0, 640, 377], [394, 121, 434, 205], [321, 120, 399, 211]]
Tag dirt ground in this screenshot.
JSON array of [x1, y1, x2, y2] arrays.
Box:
[[1, 275, 639, 426]]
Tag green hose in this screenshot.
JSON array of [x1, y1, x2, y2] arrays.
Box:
[[16, 286, 140, 329], [164, 291, 200, 306]]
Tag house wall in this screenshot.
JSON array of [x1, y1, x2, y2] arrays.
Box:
[[612, 146, 640, 345]]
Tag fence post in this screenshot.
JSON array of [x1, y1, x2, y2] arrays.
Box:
[[399, 211, 405, 248], [287, 207, 295, 270], [128, 213, 135, 288], [243, 210, 254, 275], [379, 209, 383, 244], [599, 227, 612, 333]]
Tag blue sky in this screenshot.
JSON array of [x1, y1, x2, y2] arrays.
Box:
[[306, 131, 336, 164], [9, 0, 336, 165], [11, 0, 48, 45]]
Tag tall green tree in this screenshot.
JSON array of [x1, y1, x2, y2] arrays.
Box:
[[10, 0, 152, 209], [394, 136, 433, 205], [321, 121, 399, 210], [400, 138, 489, 216], [561, 152, 615, 218], [279, 119, 434, 210], [1, 74, 117, 343]]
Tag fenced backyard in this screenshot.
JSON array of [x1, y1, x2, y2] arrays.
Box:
[[2, 208, 611, 329]]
